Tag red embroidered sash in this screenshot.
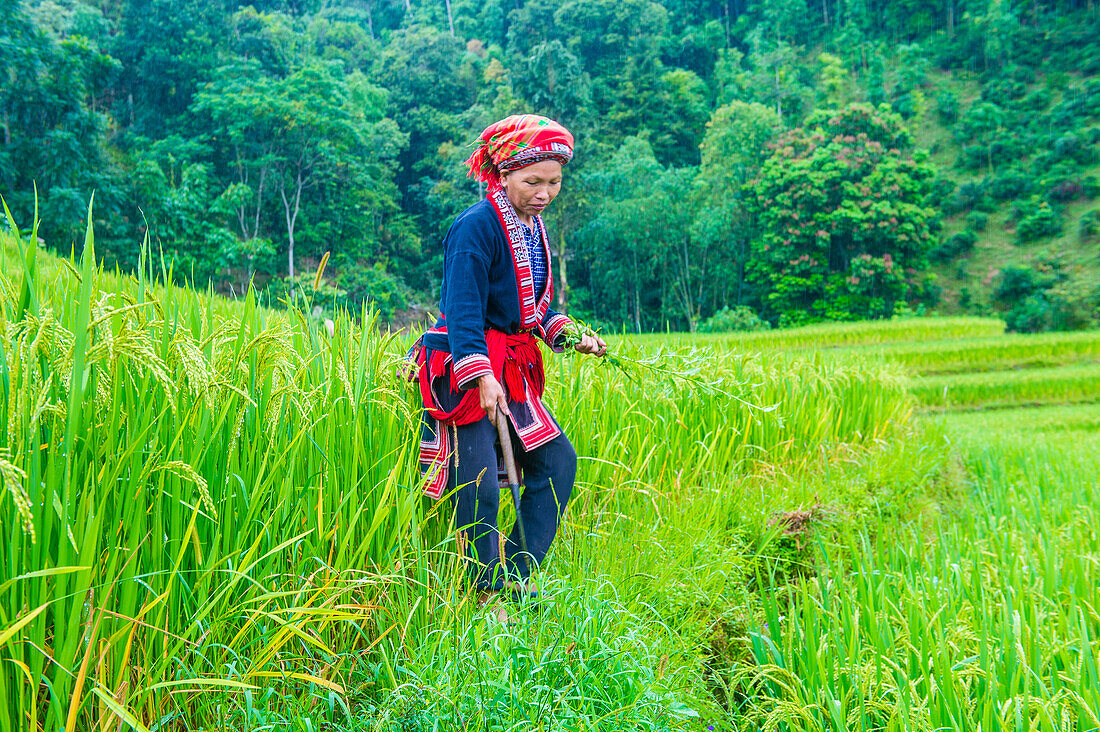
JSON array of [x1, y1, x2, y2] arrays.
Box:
[[414, 327, 561, 499]]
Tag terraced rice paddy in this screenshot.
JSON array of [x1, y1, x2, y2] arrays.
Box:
[[726, 320, 1100, 729], [1, 221, 1099, 731], [848, 331, 1100, 374], [912, 363, 1100, 409]]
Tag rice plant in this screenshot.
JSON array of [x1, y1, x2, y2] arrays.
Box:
[[731, 415, 1100, 731], [0, 217, 425, 730], [822, 331, 1100, 376], [0, 217, 919, 729], [945, 402, 1100, 435], [640, 317, 1005, 352], [6, 212, 1093, 731]]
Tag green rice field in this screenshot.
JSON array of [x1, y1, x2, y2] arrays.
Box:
[[2, 220, 1099, 730]]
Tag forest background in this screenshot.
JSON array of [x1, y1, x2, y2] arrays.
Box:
[[3, 0, 1099, 333]]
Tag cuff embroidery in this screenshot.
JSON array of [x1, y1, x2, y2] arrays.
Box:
[[452, 353, 492, 389], [543, 314, 573, 353]]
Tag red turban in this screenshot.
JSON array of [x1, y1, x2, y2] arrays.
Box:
[[465, 114, 574, 191]]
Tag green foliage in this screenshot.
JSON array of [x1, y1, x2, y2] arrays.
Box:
[[1085, 175, 1100, 200], [816, 53, 846, 99], [934, 90, 959, 124], [1079, 209, 1100, 242], [335, 260, 412, 322], [993, 258, 1098, 332], [698, 305, 770, 333], [748, 104, 937, 324], [687, 101, 782, 325], [930, 229, 977, 263], [0, 4, 122, 254], [4, 0, 1100, 331], [192, 60, 409, 279], [986, 167, 1033, 202], [995, 264, 1043, 304], [943, 180, 993, 215], [965, 211, 988, 231], [1013, 197, 1062, 242], [955, 101, 1009, 171], [576, 138, 685, 332]]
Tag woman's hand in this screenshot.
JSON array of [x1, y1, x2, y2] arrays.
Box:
[[573, 332, 607, 357], [478, 374, 510, 425]]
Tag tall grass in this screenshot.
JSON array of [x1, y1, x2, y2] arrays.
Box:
[[7, 215, 1096, 731], [0, 221, 424, 730], [0, 220, 920, 729], [549, 347, 913, 521]]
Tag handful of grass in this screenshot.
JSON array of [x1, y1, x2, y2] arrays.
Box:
[[561, 319, 775, 412]]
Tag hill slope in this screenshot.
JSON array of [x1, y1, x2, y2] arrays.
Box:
[[3, 2, 1100, 332], [910, 65, 1100, 329]]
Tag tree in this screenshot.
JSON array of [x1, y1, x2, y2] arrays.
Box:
[[131, 158, 242, 285], [192, 61, 282, 261], [371, 24, 471, 240], [747, 104, 937, 324], [229, 6, 304, 76], [551, 0, 669, 80], [650, 68, 710, 166], [195, 60, 405, 278], [511, 40, 593, 133], [745, 32, 804, 123], [661, 166, 707, 330], [270, 63, 365, 278], [956, 101, 1007, 172], [692, 101, 781, 311], [8, 0, 1093, 331], [817, 52, 848, 101], [578, 138, 694, 331], [111, 0, 233, 136], [0, 2, 124, 254]]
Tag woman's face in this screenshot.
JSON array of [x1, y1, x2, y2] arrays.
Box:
[[500, 160, 563, 220]]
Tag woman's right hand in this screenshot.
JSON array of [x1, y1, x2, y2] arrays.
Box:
[[478, 374, 510, 426]]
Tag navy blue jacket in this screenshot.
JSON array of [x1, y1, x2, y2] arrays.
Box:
[[434, 195, 571, 388]]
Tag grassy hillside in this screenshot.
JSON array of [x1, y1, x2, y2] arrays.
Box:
[[909, 68, 1100, 322]]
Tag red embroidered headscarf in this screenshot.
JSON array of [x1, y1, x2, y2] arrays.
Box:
[[465, 114, 574, 192]]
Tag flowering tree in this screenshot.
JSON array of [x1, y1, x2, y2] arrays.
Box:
[[747, 104, 937, 325]]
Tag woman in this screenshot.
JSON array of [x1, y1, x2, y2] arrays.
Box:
[[412, 114, 605, 607]]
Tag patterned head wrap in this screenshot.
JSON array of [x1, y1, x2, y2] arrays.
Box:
[[465, 114, 574, 191]]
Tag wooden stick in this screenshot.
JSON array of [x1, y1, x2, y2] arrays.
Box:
[[496, 413, 533, 575]]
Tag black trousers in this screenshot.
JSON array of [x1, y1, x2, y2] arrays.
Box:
[[450, 415, 576, 590]]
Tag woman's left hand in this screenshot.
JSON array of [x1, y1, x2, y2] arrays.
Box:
[[573, 333, 607, 357]]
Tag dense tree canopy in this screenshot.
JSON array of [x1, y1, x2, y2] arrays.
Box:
[[748, 105, 937, 324], [2, 0, 1099, 329]]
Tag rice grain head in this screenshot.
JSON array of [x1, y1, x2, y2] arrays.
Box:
[[170, 332, 215, 400], [0, 453, 34, 544], [155, 461, 216, 519]]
